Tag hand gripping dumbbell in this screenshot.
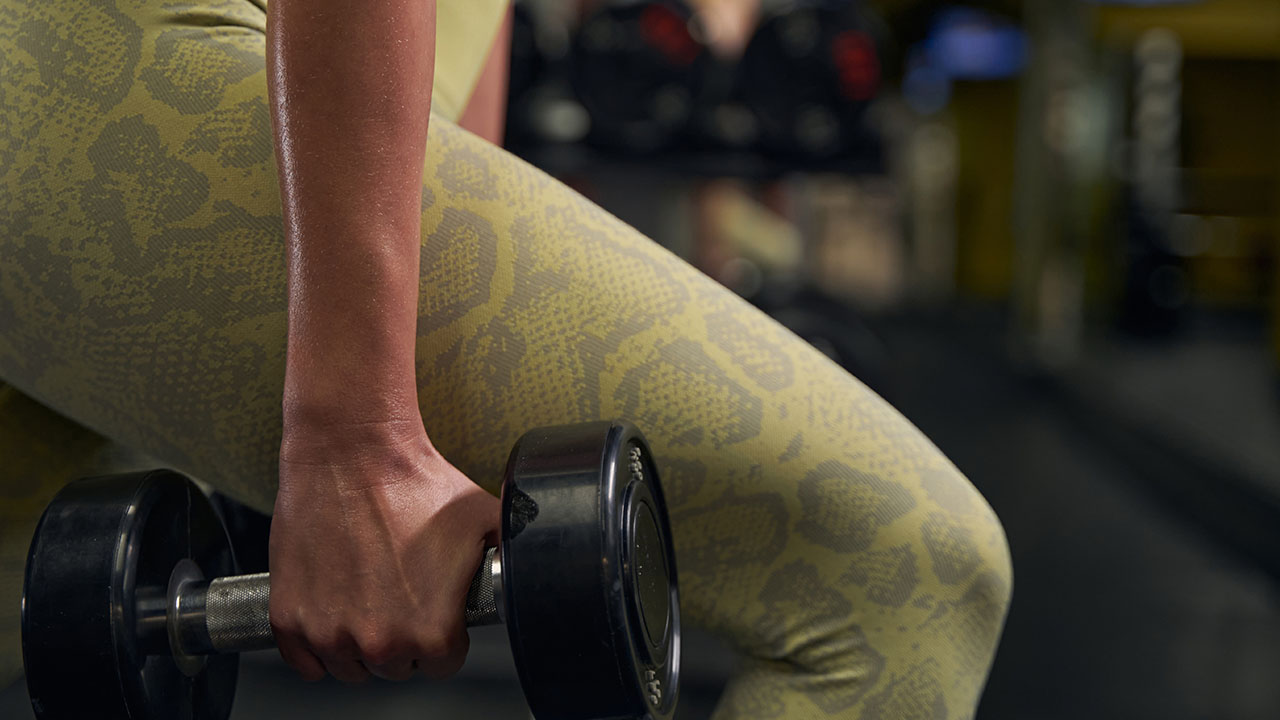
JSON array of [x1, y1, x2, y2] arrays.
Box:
[[22, 421, 680, 720]]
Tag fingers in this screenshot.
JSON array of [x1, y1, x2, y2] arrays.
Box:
[[274, 616, 465, 684], [362, 628, 468, 681], [392, 616, 469, 680], [321, 657, 373, 685], [415, 657, 466, 680], [366, 660, 417, 682], [271, 613, 371, 685], [353, 632, 416, 682], [276, 636, 326, 683], [308, 632, 465, 683]]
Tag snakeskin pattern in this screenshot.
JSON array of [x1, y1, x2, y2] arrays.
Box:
[[0, 2, 1012, 717]]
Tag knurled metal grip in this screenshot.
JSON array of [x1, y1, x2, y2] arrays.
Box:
[[205, 574, 273, 653], [176, 547, 501, 657], [465, 547, 502, 626]]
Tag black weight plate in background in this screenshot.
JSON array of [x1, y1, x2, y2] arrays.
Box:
[[22, 470, 239, 720], [501, 421, 680, 720], [572, 0, 711, 152], [739, 0, 882, 158]]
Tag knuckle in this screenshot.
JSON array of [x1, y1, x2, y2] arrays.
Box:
[[308, 628, 350, 658], [358, 635, 402, 667], [268, 609, 301, 637], [414, 627, 467, 679], [415, 631, 455, 661]]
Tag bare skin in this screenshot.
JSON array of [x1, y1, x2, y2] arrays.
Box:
[[265, 0, 500, 683], [457, 6, 512, 145]]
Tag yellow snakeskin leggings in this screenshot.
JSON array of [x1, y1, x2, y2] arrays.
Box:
[[0, 1, 1011, 717]]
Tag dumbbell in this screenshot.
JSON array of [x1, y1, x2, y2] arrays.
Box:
[[22, 421, 680, 720]]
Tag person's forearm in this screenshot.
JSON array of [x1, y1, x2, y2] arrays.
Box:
[[267, 0, 436, 436]]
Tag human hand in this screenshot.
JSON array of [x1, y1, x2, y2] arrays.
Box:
[[269, 419, 500, 683]]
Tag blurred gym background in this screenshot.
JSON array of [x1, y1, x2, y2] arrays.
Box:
[[4, 0, 1279, 717]]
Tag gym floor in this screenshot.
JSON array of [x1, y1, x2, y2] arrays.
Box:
[[3, 314, 1278, 719]]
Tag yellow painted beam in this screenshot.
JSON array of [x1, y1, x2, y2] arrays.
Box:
[[1096, 0, 1280, 59]]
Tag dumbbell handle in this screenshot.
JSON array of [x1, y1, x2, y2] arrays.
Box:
[[166, 547, 502, 658]]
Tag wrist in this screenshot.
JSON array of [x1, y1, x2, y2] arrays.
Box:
[[278, 416, 437, 486], [280, 395, 433, 467], [282, 375, 420, 424]]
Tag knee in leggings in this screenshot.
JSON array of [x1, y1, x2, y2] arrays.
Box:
[[721, 460, 1011, 717], [830, 461, 1010, 712]]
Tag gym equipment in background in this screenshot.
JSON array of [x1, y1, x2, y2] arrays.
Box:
[[505, 0, 593, 147], [571, 0, 713, 152], [738, 0, 885, 160]]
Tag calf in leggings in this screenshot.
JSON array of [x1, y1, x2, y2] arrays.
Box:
[[0, 1, 1012, 717]]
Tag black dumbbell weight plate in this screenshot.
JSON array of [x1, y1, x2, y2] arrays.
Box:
[[22, 470, 238, 720], [502, 422, 680, 720]]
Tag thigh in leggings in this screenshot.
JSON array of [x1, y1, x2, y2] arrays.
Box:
[[0, 2, 1012, 716]]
